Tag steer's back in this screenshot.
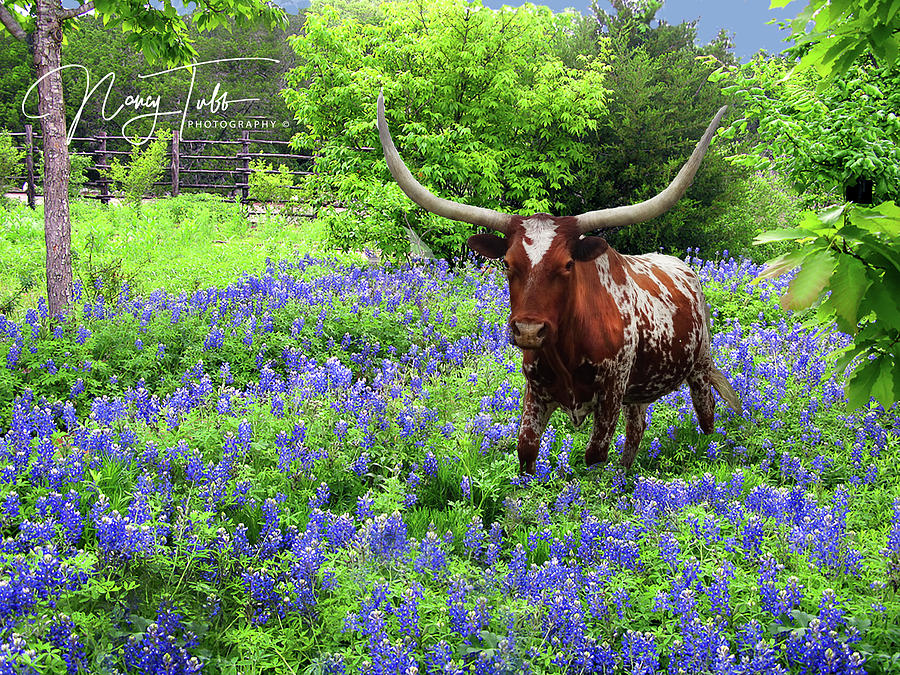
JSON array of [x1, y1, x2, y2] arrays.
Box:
[[617, 253, 709, 402]]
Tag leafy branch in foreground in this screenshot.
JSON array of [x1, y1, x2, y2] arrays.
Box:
[[755, 201, 900, 409], [772, 0, 900, 80]]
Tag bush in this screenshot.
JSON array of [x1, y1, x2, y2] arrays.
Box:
[[248, 159, 295, 205], [102, 131, 172, 209], [283, 0, 608, 261], [705, 171, 804, 263], [0, 129, 24, 194]]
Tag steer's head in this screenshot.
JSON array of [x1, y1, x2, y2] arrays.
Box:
[[468, 216, 608, 350], [376, 91, 726, 350]]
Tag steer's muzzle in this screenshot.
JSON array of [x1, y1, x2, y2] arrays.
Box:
[[511, 321, 548, 349]]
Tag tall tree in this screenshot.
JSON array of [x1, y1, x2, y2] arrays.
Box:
[[0, 0, 284, 318], [581, 0, 738, 255], [283, 0, 609, 259]]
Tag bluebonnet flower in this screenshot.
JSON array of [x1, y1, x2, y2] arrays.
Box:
[[415, 527, 448, 580], [356, 512, 408, 559], [706, 561, 735, 617], [884, 498, 900, 557], [460, 476, 471, 500], [121, 603, 201, 674], [621, 630, 659, 675], [309, 482, 330, 509], [47, 616, 87, 675], [447, 576, 489, 640]]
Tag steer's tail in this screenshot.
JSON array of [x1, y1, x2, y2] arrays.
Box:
[[710, 368, 741, 413]]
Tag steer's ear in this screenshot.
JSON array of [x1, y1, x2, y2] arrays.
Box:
[[571, 236, 608, 261], [467, 234, 508, 259]]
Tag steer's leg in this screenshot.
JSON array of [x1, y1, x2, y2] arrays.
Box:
[[517, 383, 557, 474], [620, 403, 650, 468], [584, 388, 624, 467], [688, 369, 716, 434]]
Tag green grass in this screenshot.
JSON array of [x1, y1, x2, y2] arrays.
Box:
[[0, 194, 337, 317]]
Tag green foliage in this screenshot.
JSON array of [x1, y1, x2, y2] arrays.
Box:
[[55, 11, 304, 141], [0, 33, 30, 130], [315, 176, 418, 260], [755, 201, 900, 409], [67, 153, 91, 198], [583, 0, 740, 256], [283, 0, 609, 260], [713, 56, 900, 204], [0, 194, 330, 317], [775, 0, 900, 80], [247, 159, 295, 205], [85, 0, 286, 67], [715, 37, 900, 409], [705, 171, 805, 263], [36, 151, 92, 198], [0, 129, 24, 193], [102, 131, 172, 209]]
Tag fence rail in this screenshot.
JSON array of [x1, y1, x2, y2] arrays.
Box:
[[3, 124, 315, 208]]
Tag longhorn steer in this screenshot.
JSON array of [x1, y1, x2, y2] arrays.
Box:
[[377, 92, 741, 473]]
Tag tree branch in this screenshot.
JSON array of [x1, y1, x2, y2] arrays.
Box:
[[0, 4, 28, 42], [59, 1, 94, 20]]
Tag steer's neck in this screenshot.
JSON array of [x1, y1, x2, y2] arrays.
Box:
[[562, 247, 628, 367]]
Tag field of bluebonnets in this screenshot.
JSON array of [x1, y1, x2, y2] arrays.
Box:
[[0, 196, 898, 674]]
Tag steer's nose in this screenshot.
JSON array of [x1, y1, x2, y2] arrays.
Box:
[[511, 321, 547, 349]]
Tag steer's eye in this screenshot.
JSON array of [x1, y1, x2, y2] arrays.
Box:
[[565, 259, 575, 271]]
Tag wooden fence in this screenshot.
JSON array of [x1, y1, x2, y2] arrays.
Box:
[[3, 124, 314, 208]]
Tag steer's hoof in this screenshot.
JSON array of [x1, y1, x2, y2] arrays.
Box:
[[520, 460, 536, 475]]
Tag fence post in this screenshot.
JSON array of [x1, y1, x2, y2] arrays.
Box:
[[171, 129, 180, 197], [97, 130, 110, 205], [240, 130, 250, 202], [24, 124, 35, 209]]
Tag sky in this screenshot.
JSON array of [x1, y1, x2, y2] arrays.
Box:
[[483, 0, 803, 60], [58, 0, 803, 61]]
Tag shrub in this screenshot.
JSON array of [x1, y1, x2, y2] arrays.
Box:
[[102, 131, 172, 209], [248, 159, 295, 205], [0, 129, 24, 194]]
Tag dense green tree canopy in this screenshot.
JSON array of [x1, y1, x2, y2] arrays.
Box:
[[578, 0, 738, 254], [716, 56, 900, 205], [284, 0, 609, 257]]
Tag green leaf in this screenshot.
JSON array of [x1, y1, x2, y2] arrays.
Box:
[[781, 250, 836, 310], [833, 342, 869, 373], [755, 249, 808, 282], [849, 201, 900, 237], [825, 254, 870, 331], [846, 354, 895, 409], [753, 227, 817, 244], [818, 204, 847, 227], [861, 282, 900, 331]]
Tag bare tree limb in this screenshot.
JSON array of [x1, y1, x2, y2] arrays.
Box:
[[0, 4, 28, 42], [59, 1, 94, 20]]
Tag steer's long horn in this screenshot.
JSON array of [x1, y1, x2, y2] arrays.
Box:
[[575, 106, 728, 234], [377, 90, 512, 235]]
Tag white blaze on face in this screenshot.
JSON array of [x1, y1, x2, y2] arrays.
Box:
[[521, 217, 557, 267]]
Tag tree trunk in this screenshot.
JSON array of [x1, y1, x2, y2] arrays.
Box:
[[34, 0, 73, 318]]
